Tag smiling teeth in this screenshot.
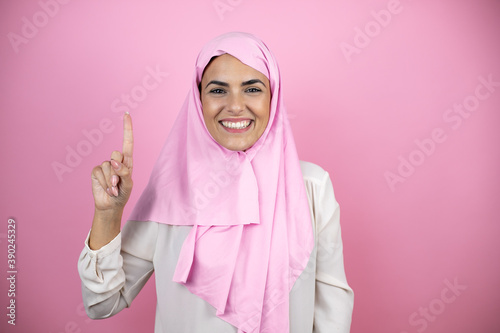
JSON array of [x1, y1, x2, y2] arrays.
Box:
[[221, 120, 251, 129]]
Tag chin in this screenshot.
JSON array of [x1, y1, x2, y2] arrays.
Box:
[[225, 145, 250, 152], [221, 140, 252, 152]]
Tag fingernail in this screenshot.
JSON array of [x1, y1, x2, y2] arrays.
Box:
[[106, 187, 111, 196], [111, 175, 118, 187], [125, 111, 130, 115], [112, 186, 119, 196], [111, 160, 121, 170]]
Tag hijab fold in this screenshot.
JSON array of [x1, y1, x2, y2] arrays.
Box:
[[128, 32, 313, 333]]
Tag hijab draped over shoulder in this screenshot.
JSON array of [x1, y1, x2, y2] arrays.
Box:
[[128, 32, 314, 333]]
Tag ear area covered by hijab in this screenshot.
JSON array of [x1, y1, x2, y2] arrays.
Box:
[[127, 32, 313, 333]]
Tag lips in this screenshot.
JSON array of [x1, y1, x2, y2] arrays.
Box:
[[221, 120, 251, 129], [219, 117, 253, 122], [219, 118, 253, 133]]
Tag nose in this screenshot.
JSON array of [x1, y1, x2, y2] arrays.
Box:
[[227, 93, 245, 115]]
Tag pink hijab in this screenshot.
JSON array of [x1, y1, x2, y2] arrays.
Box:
[[128, 32, 313, 332]]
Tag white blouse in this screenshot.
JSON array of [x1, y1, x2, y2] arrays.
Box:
[[78, 161, 354, 332]]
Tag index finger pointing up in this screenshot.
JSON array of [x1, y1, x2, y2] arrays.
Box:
[[122, 112, 134, 168]]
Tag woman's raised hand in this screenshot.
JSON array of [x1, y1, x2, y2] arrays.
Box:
[[91, 113, 134, 212]]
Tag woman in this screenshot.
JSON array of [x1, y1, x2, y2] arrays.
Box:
[[78, 32, 354, 333]]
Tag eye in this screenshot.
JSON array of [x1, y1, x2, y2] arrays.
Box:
[[246, 87, 262, 93], [209, 88, 226, 94]]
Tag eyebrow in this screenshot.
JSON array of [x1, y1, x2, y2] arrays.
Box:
[[205, 79, 266, 89]]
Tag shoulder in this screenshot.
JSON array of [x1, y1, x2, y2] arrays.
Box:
[[299, 160, 330, 185], [299, 160, 338, 206]]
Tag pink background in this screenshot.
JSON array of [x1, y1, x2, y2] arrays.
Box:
[[1, 0, 499, 332]]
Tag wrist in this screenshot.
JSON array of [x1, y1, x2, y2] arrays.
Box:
[[94, 207, 124, 220], [90, 208, 123, 250]]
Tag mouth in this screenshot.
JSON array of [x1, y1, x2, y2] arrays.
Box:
[[219, 119, 253, 133]]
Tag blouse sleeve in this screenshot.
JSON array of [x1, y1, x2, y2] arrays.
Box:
[[77, 220, 158, 319], [313, 171, 354, 333]]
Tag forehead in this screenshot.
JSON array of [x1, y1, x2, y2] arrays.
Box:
[[202, 54, 269, 83]]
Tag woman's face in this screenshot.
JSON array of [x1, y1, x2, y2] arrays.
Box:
[[200, 54, 271, 152]]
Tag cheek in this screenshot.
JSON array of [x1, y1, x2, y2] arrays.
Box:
[[256, 100, 270, 126], [201, 100, 218, 123]]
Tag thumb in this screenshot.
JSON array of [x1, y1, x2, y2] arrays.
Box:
[[111, 159, 132, 183]]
